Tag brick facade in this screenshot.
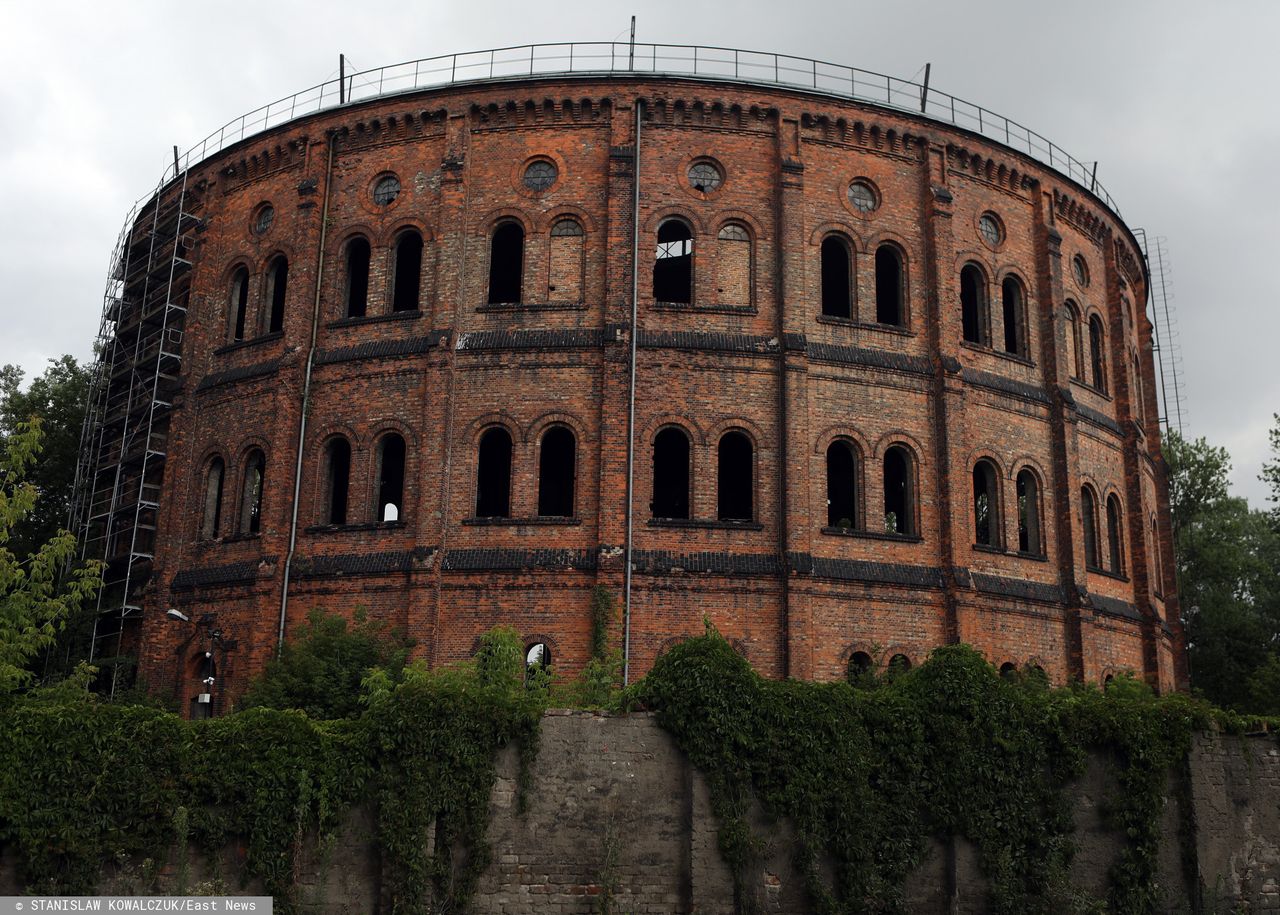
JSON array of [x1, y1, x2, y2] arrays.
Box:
[[106, 75, 1183, 711]]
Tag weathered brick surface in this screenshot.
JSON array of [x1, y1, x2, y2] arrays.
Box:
[[101, 75, 1183, 709]]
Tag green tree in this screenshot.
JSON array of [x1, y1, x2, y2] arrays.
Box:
[[0, 419, 102, 695], [239, 608, 413, 719], [1263, 412, 1280, 521]]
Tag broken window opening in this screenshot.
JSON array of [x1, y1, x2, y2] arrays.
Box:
[[537, 426, 576, 518], [826, 440, 858, 529], [651, 427, 690, 520], [201, 458, 224, 540], [240, 450, 265, 535], [325, 438, 351, 525], [265, 256, 288, 334], [229, 267, 249, 342], [875, 244, 903, 326], [1002, 276, 1025, 356], [961, 264, 987, 345], [653, 220, 693, 304], [345, 237, 370, 318], [973, 460, 999, 547], [392, 231, 423, 312], [1106, 495, 1124, 574], [525, 643, 551, 681], [1081, 486, 1100, 568], [487, 222, 524, 305], [1017, 470, 1042, 555], [820, 235, 852, 318], [1088, 315, 1107, 391], [475, 427, 513, 518], [717, 431, 754, 522], [377, 433, 406, 523], [883, 446, 914, 536]]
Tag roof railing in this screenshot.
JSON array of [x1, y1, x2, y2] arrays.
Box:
[[151, 41, 1120, 215]]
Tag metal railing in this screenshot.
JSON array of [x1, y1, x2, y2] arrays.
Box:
[[156, 40, 1119, 213]]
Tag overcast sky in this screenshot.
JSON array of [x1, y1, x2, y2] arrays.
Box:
[[2, 0, 1276, 504]]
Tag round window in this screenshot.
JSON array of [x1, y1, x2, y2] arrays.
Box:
[[523, 160, 558, 191], [687, 160, 723, 193], [372, 175, 401, 206], [253, 205, 274, 235], [978, 212, 1003, 248], [846, 180, 879, 213], [1073, 255, 1090, 288]]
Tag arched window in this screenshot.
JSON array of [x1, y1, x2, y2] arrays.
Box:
[[376, 433, 406, 523], [1151, 516, 1163, 594], [525, 643, 551, 680], [716, 223, 751, 305], [324, 438, 351, 525], [344, 237, 371, 318], [717, 431, 753, 522], [1132, 352, 1146, 423], [1088, 315, 1107, 391], [973, 459, 1000, 547], [961, 264, 988, 345], [1081, 486, 1100, 568], [1001, 276, 1026, 357], [537, 426, 576, 518], [487, 222, 524, 304], [240, 450, 265, 534], [651, 427, 690, 520], [847, 651, 873, 684], [549, 218, 585, 302], [475, 427, 513, 518], [886, 653, 912, 679], [392, 230, 423, 312], [1065, 301, 1083, 381], [883, 446, 915, 536], [229, 267, 249, 342], [1106, 495, 1124, 574], [264, 255, 288, 334], [875, 244, 904, 326], [654, 220, 693, 304], [820, 235, 852, 318], [201, 458, 225, 540], [1000, 662, 1018, 679], [1016, 470, 1042, 555], [826, 440, 859, 529]]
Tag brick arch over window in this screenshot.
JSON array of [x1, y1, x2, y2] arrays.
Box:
[[1064, 300, 1084, 381], [1000, 273, 1029, 358], [960, 261, 990, 346], [198, 454, 227, 540], [225, 263, 251, 342], [1080, 484, 1101, 569], [1087, 311, 1108, 392], [819, 232, 854, 319], [261, 253, 290, 335], [1105, 493, 1125, 574]]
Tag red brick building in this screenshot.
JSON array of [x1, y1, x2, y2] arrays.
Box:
[[77, 45, 1184, 714]]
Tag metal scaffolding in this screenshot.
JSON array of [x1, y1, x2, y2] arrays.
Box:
[[70, 171, 199, 696]]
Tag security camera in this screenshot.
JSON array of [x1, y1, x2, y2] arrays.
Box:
[[165, 608, 190, 623]]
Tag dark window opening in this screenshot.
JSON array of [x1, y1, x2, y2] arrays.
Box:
[[1002, 277, 1025, 356], [883, 446, 914, 536], [961, 264, 986, 345], [266, 256, 288, 334], [1082, 487, 1099, 568], [241, 450, 265, 535], [377, 434, 406, 522], [717, 432, 753, 522], [190, 650, 217, 719], [392, 231, 423, 312], [1000, 662, 1018, 679], [820, 236, 852, 318], [875, 245, 903, 325], [537, 426, 576, 518], [847, 651, 873, 685], [826, 440, 858, 529], [1017, 470, 1042, 555], [654, 220, 693, 304], [201, 458, 224, 540], [1151, 517, 1162, 592], [487, 222, 524, 304], [1106, 495, 1124, 574], [887, 654, 912, 679], [230, 268, 249, 341], [325, 438, 351, 525], [651, 427, 690, 520], [1066, 302, 1083, 380], [973, 460, 999, 546], [345, 238, 370, 318], [475, 427, 513, 518], [1089, 315, 1107, 391]]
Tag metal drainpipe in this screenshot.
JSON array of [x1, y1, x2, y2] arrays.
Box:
[[622, 98, 642, 685], [277, 132, 337, 655]]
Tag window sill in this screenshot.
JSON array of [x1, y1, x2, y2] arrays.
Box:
[[959, 340, 1035, 368], [1069, 378, 1112, 401], [215, 332, 283, 355], [970, 543, 1050, 562], [648, 518, 764, 531], [326, 310, 422, 329], [815, 315, 913, 335], [820, 526, 923, 543], [653, 302, 757, 316], [462, 516, 583, 526], [305, 521, 407, 534], [973, 542, 1005, 554], [478, 301, 588, 313], [1086, 565, 1129, 582], [219, 532, 262, 544]]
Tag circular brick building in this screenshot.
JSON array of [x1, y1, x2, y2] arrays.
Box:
[[77, 44, 1184, 713]]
